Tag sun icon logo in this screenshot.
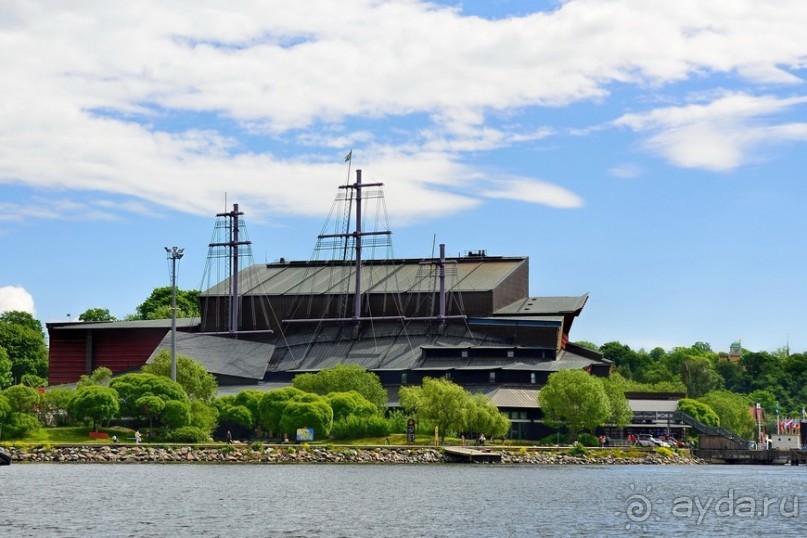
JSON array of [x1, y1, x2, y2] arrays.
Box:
[[615, 483, 663, 531]]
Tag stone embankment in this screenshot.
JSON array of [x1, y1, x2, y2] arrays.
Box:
[[3, 444, 703, 465]]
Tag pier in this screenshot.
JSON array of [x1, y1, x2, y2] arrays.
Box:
[[443, 447, 502, 463], [693, 448, 795, 465]]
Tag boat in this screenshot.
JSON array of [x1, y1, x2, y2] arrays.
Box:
[[0, 447, 11, 466]]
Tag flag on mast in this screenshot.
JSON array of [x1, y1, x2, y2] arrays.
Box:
[[344, 149, 352, 162]]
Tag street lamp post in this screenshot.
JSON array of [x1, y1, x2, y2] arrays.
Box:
[[165, 246, 184, 382]]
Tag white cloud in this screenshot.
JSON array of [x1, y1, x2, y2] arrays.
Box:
[[613, 93, 807, 171], [0, 286, 36, 316], [479, 178, 583, 209], [608, 164, 642, 179], [2, 0, 807, 221]]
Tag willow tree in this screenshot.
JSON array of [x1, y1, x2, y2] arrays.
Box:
[[538, 370, 610, 440]]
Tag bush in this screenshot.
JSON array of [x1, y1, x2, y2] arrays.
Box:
[[331, 414, 391, 440], [2, 413, 41, 438], [538, 433, 568, 446], [577, 433, 599, 447], [385, 410, 408, 433], [165, 426, 210, 443], [250, 440, 263, 451], [568, 443, 589, 457], [654, 446, 674, 458]]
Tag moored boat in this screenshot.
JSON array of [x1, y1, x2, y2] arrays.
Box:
[[0, 447, 11, 466]]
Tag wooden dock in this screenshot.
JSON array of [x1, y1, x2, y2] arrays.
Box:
[[694, 448, 794, 465], [444, 446, 502, 463]]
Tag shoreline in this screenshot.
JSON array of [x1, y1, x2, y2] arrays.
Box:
[[2, 444, 704, 465]]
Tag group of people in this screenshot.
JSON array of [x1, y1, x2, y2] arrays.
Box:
[[458, 433, 487, 447], [597, 435, 610, 447]]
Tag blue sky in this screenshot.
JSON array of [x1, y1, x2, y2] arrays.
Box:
[[2, 1, 807, 353]]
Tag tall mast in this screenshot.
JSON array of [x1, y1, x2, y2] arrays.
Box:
[[209, 204, 251, 334], [317, 169, 389, 325]]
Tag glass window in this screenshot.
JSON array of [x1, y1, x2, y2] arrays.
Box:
[[401, 373, 407, 384], [489, 372, 496, 383], [530, 372, 536, 384]]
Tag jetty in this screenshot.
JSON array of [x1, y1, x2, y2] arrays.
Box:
[[444, 446, 502, 463]]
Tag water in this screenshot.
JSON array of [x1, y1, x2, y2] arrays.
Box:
[[1, 464, 804, 537]]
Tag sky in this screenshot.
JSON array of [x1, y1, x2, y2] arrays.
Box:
[[1, 0, 807, 354]]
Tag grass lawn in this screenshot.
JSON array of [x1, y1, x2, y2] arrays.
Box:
[[11, 426, 136, 445]]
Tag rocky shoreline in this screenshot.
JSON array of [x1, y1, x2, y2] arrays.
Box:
[[3, 444, 703, 465]]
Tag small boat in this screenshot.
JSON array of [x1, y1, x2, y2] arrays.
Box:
[[0, 447, 11, 466]]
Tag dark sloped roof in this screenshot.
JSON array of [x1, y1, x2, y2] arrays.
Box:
[[147, 332, 272, 381], [202, 256, 528, 297], [494, 294, 589, 316], [49, 318, 200, 331]]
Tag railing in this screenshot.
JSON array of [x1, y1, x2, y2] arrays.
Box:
[[674, 410, 752, 448]]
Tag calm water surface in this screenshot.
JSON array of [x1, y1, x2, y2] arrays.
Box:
[[1, 463, 805, 537]]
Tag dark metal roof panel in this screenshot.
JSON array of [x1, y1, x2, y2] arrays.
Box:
[[147, 333, 272, 380], [51, 318, 199, 331], [495, 294, 589, 316], [203, 257, 527, 297]]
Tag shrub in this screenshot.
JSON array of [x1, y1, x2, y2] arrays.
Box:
[[385, 410, 408, 433], [577, 433, 599, 447], [538, 433, 568, 446], [567, 443, 588, 457], [654, 446, 674, 458], [250, 440, 263, 451], [2, 413, 41, 438], [165, 426, 210, 443], [331, 414, 391, 440]]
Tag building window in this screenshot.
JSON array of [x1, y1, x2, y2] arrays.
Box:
[[530, 372, 536, 384], [461, 350, 468, 358], [489, 371, 496, 383], [507, 350, 514, 358], [401, 373, 407, 384], [445, 372, 452, 381]]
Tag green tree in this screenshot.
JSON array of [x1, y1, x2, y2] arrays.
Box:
[[136, 395, 166, 429], [677, 398, 719, 427], [0, 311, 48, 382], [599, 377, 633, 428], [327, 391, 378, 422], [162, 400, 192, 429], [411, 377, 469, 442], [538, 370, 610, 440], [76, 367, 113, 389], [110, 373, 189, 418], [233, 389, 264, 430], [279, 395, 333, 439], [68, 385, 120, 430], [699, 390, 756, 439], [2, 384, 40, 414], [41, 386, 76, 426], [142, 351, 218, 402], [0, 347, 12, 389], [190, 400, 219, 434], [257, 387, 305, 436], [78, 308, 116, 322], [0, 383, 42, 439], [219, 404, 253, 430], [0, 393, 11, 427], [465, 393, 510, 439], [681, 355, 723, 398], [134, 287, 200, 320], [292, 365, 387, 411]]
